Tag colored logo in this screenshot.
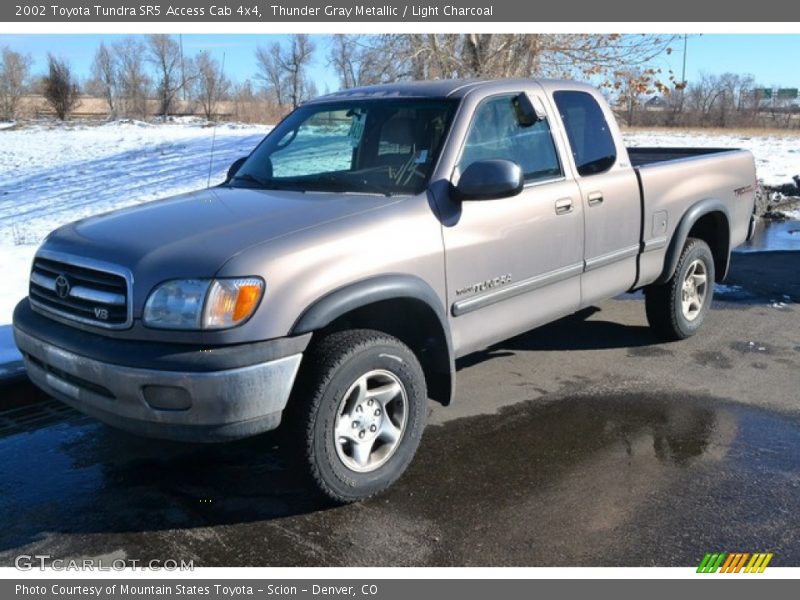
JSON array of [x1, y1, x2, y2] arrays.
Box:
[[697, 552, 773, 573]]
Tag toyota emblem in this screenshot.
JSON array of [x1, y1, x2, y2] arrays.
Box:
[[54, 274, 71, 299]]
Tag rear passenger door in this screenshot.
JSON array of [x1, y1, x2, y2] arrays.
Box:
[[551, 90, 642, 305], [442, 90, 584, 356]]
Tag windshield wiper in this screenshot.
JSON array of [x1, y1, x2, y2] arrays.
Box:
[[304, 175, 394, 197], [232, 173, 394, 196], [347, 180, 394, 197], [231, 172, 274, 188]]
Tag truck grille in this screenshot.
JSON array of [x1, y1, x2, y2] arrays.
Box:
[[29, 254, 132, 329]]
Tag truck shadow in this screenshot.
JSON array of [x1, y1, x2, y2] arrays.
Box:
[[457, 248, 800, 371], [457, 307, 657, 369]]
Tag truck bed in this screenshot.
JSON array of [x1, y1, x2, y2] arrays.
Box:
[[627, 147, 736, 168], [629, 145, 756, 289]]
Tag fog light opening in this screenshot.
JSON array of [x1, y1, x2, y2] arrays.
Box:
[[142, 385, 193, 411]]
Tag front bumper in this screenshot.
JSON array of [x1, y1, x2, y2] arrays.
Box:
[[13, 300, 305, 442]]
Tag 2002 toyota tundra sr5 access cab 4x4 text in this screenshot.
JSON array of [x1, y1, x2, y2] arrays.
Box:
[[13, 79, 757, 501]]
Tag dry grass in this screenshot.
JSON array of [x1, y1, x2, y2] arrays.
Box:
[[9, 94, 284, 125]]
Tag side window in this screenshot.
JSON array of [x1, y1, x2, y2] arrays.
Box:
[[553, 91, 617, 176], [458, 94, 562, 183]]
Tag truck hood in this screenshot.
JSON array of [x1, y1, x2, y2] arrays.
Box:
[[42, 186, 399, 303]]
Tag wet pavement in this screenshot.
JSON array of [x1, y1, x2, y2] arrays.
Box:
[[739, 219, 800, 254], [0, 251, 799, 566]]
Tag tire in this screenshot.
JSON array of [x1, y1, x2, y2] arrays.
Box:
[[284, 329, 428, 503], [645, 237, 715, 341]]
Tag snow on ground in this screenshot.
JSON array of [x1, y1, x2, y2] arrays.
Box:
[[0, 122, 798, 370], [623, 130, 799, 186]]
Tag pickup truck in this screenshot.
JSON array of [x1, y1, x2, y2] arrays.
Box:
[[13, 79, 757, 502]]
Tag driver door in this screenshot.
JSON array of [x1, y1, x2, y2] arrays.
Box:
[[442, 91, 584, 356]]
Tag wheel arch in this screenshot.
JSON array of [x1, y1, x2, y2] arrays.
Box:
[[291, 274, 455, 406], [655, 199, 731, 285]]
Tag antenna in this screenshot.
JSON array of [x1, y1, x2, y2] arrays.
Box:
[[206, 52, 226, 189]]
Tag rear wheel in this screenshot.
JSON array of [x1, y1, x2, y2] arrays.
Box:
[[645, 238, 715, 341], [285, 329, 427, 503]]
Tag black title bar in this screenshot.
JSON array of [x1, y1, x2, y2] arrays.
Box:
[[3, 0, 798, 22]]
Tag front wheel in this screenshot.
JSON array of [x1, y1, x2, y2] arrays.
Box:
[[645, 237, 715, 341], [285, 329, 428, 503]]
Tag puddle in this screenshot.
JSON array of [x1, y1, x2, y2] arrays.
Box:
[[1, 390, 800, 566], [730, 341, 775, 355], [738, 219, 800, 253]]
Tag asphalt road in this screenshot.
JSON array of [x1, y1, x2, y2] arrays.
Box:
[[0, 250, 798, 567]]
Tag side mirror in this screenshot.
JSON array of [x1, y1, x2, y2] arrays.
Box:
[[512, 92, 546, 127], [226, 157, 247, 182], [454, 159, 524, 201]]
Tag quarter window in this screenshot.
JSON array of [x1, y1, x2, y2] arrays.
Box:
[[553, 91, 617, 176], [458, 94, 562, 183]]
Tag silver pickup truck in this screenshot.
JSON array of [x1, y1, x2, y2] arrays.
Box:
[[13, 79, 757, 501]]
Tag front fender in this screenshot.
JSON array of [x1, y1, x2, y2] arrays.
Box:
[[291, 274, 455, 405]]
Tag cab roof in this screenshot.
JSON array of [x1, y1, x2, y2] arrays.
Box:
[[305, 78, 594, 104]]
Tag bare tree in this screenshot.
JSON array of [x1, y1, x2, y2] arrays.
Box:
[[329, 34, 359, 89], [334, 34, 675, 92], [735, 75, 761, 126], [194, 51, 230, 120], [277, 34, 315, 108], [114, 38, 150, 119], [0, 47, 32, 120], [147, 34, 194, 116], [232, 79, 255, 121], [254, 44, 284, 106], [89, 42, 118, 117], [230, 79, 280, 123], [714, 73, 743, 127], [662, 81, 688, 127], [328, 34, 404, 88], [42, 54, 80, 120], [255, 34, 315, 109], [686, 73, 726, 126]]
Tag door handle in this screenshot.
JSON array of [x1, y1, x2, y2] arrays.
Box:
[[555, 197, 573, 215], [587, 191, 604, 207]]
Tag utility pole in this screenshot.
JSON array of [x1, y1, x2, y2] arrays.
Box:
[[681, 34, 688, 86], [180, 34, 186, 102]]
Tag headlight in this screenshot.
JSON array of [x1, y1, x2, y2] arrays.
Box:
[[143, 277, 264, 330]]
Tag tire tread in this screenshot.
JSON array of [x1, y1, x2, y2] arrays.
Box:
[[645, 237, 714, 341], [283, 329, 426, 503]]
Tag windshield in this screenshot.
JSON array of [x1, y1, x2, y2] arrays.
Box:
[[230, 98, 458, 196]]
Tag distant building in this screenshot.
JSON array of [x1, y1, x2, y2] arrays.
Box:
[[645, 96, 668, 110]]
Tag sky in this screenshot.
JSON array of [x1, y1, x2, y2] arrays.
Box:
[[3, 34, 800, 94]]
